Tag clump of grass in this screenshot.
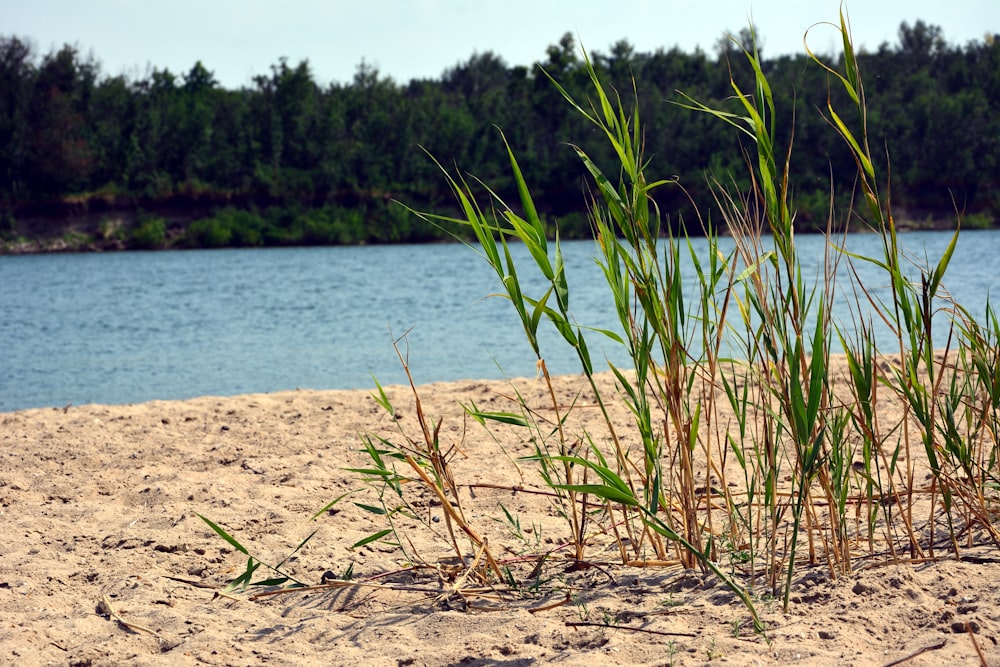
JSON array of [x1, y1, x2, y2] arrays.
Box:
[[197, 8, 999, 640], [351, 332, 504, 583], [405, 7, 998, 627], [196, 513, 319, 593], [409, 43, 766, 632]]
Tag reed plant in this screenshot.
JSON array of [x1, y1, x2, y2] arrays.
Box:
[[201, 9, 999, 639], [352, 334, 504, 582], [406, 9, 999, 625]]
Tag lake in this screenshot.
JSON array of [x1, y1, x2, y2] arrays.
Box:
[[2, 230, 998, 411]]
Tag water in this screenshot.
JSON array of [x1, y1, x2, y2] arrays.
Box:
[[2, 230, 998, 411]]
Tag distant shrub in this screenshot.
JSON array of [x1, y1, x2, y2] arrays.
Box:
[[963, 211, 995, 229], [332, 207, 367, 244], [262, 206, 302, 245], [551, 212, 590, 239], [140, 171, 174, 199], [60, 230, 93, 249], [129, 216, 167, 249], [299, 208, 339, 244], [98, 217, 126, 241], [214, 208, 266, 247], [0, 206, 15, 240], [186, 217, 232, 248]]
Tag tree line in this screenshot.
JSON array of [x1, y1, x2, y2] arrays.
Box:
[[1, 21, 998, 251]]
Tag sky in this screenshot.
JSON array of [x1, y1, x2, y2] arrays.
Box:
[[3, 0, 997, 89]]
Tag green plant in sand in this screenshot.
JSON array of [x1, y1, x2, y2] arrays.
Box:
[[197, 8, 1000, 642]]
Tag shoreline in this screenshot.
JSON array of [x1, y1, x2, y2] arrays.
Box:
[[1, 212, 976, 256], [0, 347, 955, 415]]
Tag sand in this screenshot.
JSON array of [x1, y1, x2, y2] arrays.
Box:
[[1, 366, 998, 666]]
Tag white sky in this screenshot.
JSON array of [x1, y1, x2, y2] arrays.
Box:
[[3, 0, 997, 88]]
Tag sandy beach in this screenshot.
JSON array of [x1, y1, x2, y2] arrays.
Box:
[[2, 366, 998, 666]]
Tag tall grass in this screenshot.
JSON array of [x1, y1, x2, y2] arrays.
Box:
[[202, 9, 999, 638], [406, 9, 999, 624]]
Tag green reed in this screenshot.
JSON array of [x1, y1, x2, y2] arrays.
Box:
[[410, 47, 765, 631], [356, 334, 504, 580], [417, 8, 994, 618], [198, 8, 998, 640], [399, 10, 1000, 630]]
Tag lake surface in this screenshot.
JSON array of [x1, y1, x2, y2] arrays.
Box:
[[2, 230, 998, 411]]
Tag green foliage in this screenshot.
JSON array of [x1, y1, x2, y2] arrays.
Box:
[[129, 216, 167, 249], [221, 209, 265, 247], [963, 212, 995, 230], [137, 201, 452, 250], [195, 513, 321, 592], [1, 22, 997, 250], [185, 216, 232, 248], [0, 204, 16, 240]]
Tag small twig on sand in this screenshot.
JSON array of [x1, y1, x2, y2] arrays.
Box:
[[98, 595, 159, 637], [246, 578, 504, 602], [565, 621, 697, 638], [967, 622, 988, 667], [880, 639, 947, 667]]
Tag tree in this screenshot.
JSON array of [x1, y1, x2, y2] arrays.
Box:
[[898, 20, 946, 65], [26, 44, 96, 196], [716, 26, 763, 62], [0, 36, 35, 203], [1, 20, 998, 247], [87, 74, 133, 189], [442, 51, 508, 99]]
